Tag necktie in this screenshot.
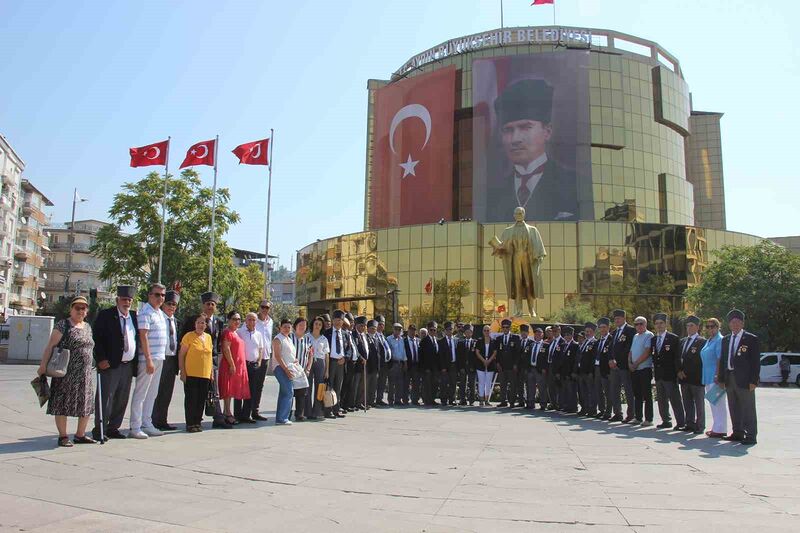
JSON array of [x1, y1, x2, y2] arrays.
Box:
[[515, 163, 545, 206], [504, 334, 508, 347], [682, 336, 692, 358], [335, 329, 341, 354], [120, 315, 129, 354], [531, 342, 538, 365], [168, 318, 176, 353], [728, 333, 738, 370], [657, 334, 663, 352]]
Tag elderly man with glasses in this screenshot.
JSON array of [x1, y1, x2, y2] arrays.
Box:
[[628, 316, 655, 426]]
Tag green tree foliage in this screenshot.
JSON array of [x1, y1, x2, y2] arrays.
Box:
[[588, 273, 681, 324], [686, 240, 800, 350], [92, 170, 241, 317], [411, 278, 472, 325], [270, 264, 293, 282], [270, 302, 300, 323], [234, 263, 266, 315], [553, 297, 597, 325]]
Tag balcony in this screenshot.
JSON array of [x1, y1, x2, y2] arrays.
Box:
[[43, 279, 112, 294], [14, 246, 28, 261], [48, 241, 93, 253], [44, 260, 101, 273], [2, 174, 14, 187], [48, 222, 105, 235]]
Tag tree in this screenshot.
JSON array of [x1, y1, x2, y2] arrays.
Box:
[[686, 240, 800, 351], [235, 263, 266, 314], [270, 302, 300, 323], [411, 278, 472, 325], [553, 297, 596, 325], [92, 170, 241, 317], [270, 264, 293, 282]]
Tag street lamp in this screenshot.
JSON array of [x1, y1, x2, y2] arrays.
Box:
[[63, 189, 87, 296]]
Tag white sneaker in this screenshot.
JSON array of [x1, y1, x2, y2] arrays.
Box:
[[129, 430, 149, 439], [142, 427, 164, 437], [276, 420, 293, 426]]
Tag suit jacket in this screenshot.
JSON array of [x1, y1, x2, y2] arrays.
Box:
[[484, 159, 579, 222], [496, 333, 521, 369], [474, 337, 497, 372], [181, 314, 225, 359], [558, 340, 579, 378], [518, 337, 534, 370], [365, 334, 381, 373], [528, 340, 546, 372], [678, 335, 707, 386], [609, 324, 636, 369], [92, 306, 139, 369], [718, 330, 761, 389], [404, 336, 421, 369], [418, 335, 440, 372], [651, 331, 681, 382], [457, 337, 476, 371], [323, 327, 354, 366], [438, 336, 459, 370], [577, 338, 597, 375], [594, 334, 612, 377]]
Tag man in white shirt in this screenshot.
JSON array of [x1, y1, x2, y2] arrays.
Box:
[[152, 290, 181, 431], [252, 300, 273, 419], [404, 325, 421, 405], [234, 312, 266, 423]]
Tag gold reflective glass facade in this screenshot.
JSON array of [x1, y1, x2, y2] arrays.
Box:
[[686, 112, 726, 230], [297, 221, 761, 323]]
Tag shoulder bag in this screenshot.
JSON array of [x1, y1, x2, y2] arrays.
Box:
[[46, 320, 72, 378]]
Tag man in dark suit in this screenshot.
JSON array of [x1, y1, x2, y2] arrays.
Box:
[[456, 325, 476, 405], [180, 291, 230, 429], [577, 322, 597, 416], [374, 315, 391, 406], [558, 326, 580, 413], [419, 321, 440, 406], [608, 309, 636, 422], [651, 313, 685, 429], [348, 316, 371, 410], [364, 319, 382, 408], [544, 324, 565, 410], [340, 313, 359, 412], [92, 285, 139, 441], [678, 315, 707, 434], [523, 327, 545, 409], [437, 321, 458, 406], [323, 310, 351, 418], [152, 289, 180, 431], [484, 79, 578, 223], [593, 318, 613, 419], [495, 319, 520, 408], [403, 325, 421, 405], [515, 324, 532, 407], [718, 309, 760, 445]]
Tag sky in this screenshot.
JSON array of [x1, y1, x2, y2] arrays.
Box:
[[2, 0, 799, 270]]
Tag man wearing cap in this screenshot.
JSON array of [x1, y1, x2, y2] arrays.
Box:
[[495, 318, 520, 408], [341, 313, 360, 411], [180, 292, 230, 429], [557, 326, 579, 413], [419, 321, 440, 406], [515, 324, 532, 408], [577, 322, 597, 416], [718, 309, 760, 445], [651, 313, 685, 430], [361, 319, 381, 408], [91, 285, 139, 441], [436, 321, 458, 406], [404, 325, 422, 405], [385, 323, 407, 406], [456, 324, 476, 405], [593, 318, 612, 419], [629, 316, 655, 426], [608, 310, 636, 423], [485, 79, 578, 222], [374, 315, 392, 406], [544, 324, 565, 410], [524, 327, 545, 409], [678, 315, 707, 434], [323, 310, 351, 418], [152, 289, 181, 431], [129, 283, 169, 439]]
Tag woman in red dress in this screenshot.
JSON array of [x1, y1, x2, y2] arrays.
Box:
[[219, 311, 250, 425]]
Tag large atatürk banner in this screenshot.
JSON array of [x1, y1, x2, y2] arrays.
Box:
[[472, 52, 590, 223], [370, 66, 456, 229]]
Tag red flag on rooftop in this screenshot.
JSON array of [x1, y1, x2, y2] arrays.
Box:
[[532, 0, 554, 5], [129, 139, 169, 167], [180, 139, 216, 168], [232, 139, 269, 165]]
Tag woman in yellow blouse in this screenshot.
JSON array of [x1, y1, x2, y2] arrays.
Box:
[[179, 314, 213, 433]]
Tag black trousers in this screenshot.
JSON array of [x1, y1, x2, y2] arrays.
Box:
[[184, 376, 209, 427], [632, 368, 654, 421], [235, 361, 266, 419], [152, 356, 179, 426], [294, 387, 308, 419], [93, 361, 133, 437]]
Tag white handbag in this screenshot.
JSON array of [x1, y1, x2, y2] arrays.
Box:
[[289, 363, 309, 390]]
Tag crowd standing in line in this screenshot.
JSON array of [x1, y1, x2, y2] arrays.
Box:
[[37, 287, 762, 447]]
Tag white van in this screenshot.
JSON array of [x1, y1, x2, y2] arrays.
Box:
[[759, 353, 800, 386]]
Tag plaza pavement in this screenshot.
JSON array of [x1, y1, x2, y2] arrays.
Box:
[[0, 364, 798, 532]]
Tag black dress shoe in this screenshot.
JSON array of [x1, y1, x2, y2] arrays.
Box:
[[252, 414, 269, 421], [609, 415, 623, 422], [376, 400, 388, 406], [212, 420, 233, 429], [673, 424, 685, 431], [723, 433, 743, 442], [335, 412, 346, 418], [325, 414, 336, 419], [155, 424, 178, 431], [91, 433, 109, 442], [238, 417, 257, 424], [739, 438, 757, 445], [107, 429, 127, 439], [497, 402, 508, 408], [656, 422, 672, 429]]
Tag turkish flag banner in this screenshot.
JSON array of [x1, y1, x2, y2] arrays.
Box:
[[531, 0, 554, 5], [370, 66, 456, 229], [129, 140, 169, 167], [425, 278, 433, 294], [180, 139, 216, 169], [232, 139, 269, 165]]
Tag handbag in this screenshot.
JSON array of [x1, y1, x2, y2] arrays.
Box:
[[46, 321, 72, 378], [323, 389, 338, 408], [31, 375, 50, 407], [289, 362, 309, 390], [316, 382, 327, 402], [205, 381, 217, 416]]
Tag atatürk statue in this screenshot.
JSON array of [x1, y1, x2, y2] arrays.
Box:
[[490, 207, 547, 316]]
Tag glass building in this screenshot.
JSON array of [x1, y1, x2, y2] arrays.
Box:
[[297, 27, 762, 323]]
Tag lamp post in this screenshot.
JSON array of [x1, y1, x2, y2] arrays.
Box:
[[63, 189, 87, 296]]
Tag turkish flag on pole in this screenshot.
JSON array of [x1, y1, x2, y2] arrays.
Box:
[[531, 0, 554, 5], [232, 139, 269, 165], [424, 278, 433, 294], [180, 139, 216, 168], [129, 140, 169, 167], [371, 66, 456, 229]]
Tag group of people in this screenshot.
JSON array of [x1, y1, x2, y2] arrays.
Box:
[[37, 286, 761, 448]]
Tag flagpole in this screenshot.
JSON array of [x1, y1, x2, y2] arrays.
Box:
[[208, 135, 219, 292], [157, 136, 170, 284], [553, 2, 556, 26], [263, 128, 274, 299], [500, 0, 504, 33]]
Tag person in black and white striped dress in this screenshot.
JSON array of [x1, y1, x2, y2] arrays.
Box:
[[290, 318, 312, 421]]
